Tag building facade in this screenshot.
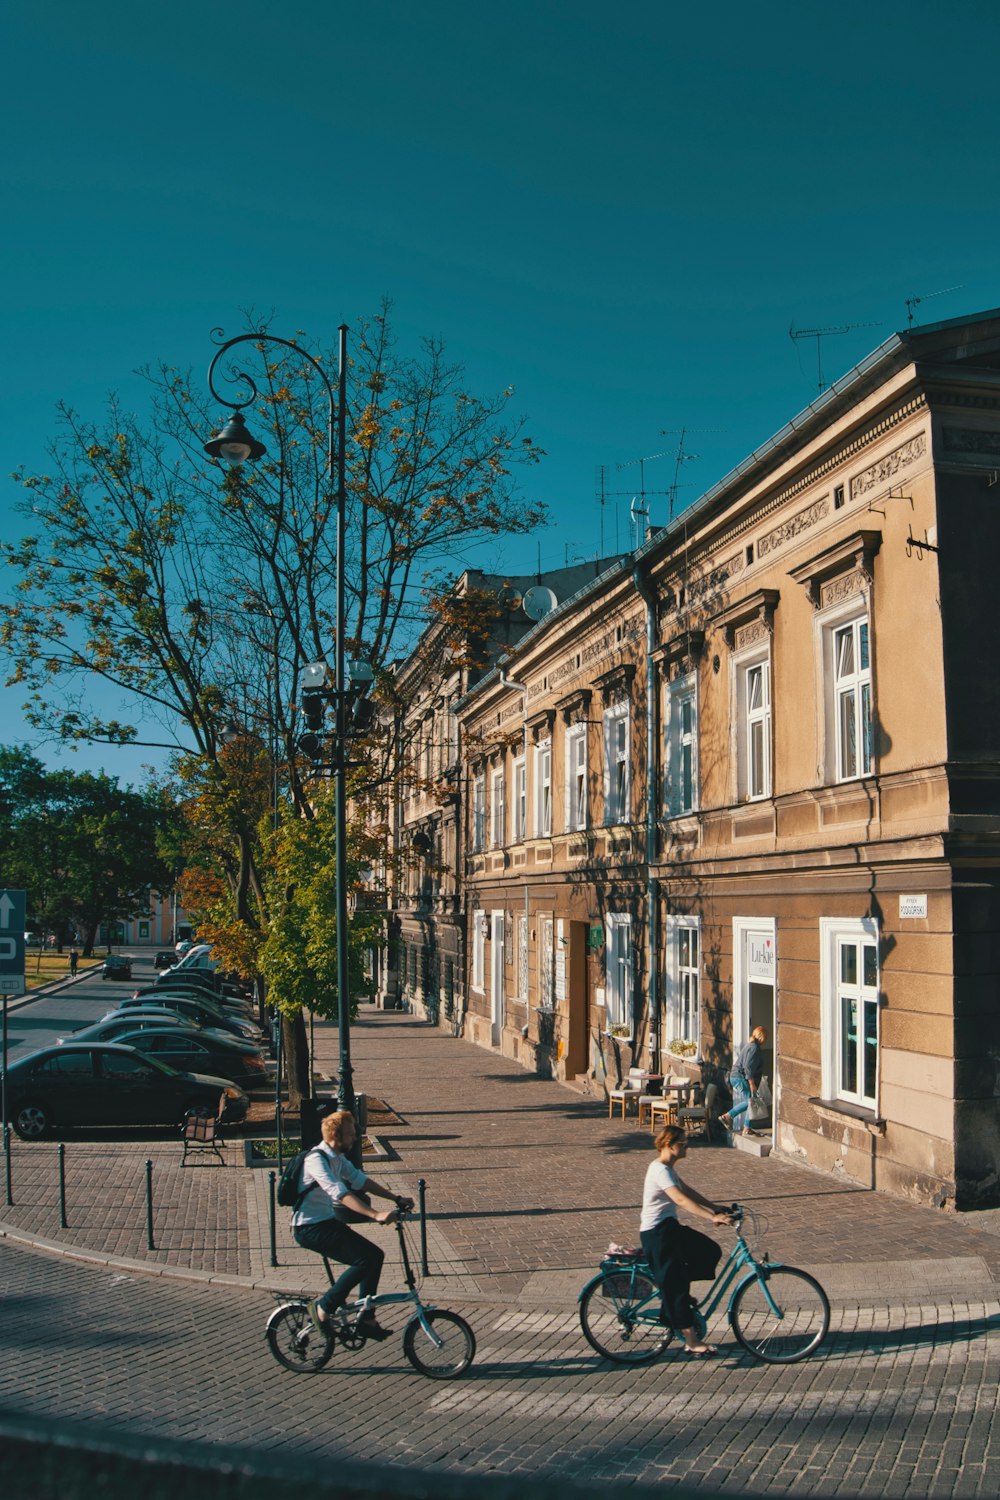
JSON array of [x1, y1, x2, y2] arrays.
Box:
[[451, 310, 1000, 1210]]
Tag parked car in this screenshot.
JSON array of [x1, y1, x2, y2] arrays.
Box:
[[153, 951, 176, 970], [134, 983, 256, 1020], [2, 1043, 249, 1139], [112, 993, 263, 1042], [110, 1027, 269, 1089], [102, 954, 133, 980], [66, 1011, 270, 1076]]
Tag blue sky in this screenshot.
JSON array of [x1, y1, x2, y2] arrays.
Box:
[[3, 0, 998, 780]]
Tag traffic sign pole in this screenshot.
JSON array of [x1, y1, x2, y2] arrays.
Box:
[[0, 890, 27, 1204]]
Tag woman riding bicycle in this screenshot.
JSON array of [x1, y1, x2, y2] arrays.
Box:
[[640, 1122, 733, 1357], [293, 1108, 413, 1341]]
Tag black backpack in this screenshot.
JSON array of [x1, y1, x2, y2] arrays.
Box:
[[276, 1147, 315, 1209]]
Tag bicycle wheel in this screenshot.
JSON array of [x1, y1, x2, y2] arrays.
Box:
[[729, 1267, 830, 1363], [265, 1301, 335, 1373], [579, 1270, 672, 1365], [402, 1309, 476, 1379]]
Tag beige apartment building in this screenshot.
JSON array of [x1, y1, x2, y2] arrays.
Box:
[[453, 309, 1000, 1210]]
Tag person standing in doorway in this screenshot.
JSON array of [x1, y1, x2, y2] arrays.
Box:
[[720, 1025, 767, 1136]]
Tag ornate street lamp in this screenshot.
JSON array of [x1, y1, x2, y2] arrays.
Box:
[[204, 326, 360, 1164]]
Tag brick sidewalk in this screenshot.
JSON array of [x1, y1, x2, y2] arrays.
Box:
[[2, 1005, 999, 1306]]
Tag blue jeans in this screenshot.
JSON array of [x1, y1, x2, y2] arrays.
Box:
[[728, 1074, 752, 1131]]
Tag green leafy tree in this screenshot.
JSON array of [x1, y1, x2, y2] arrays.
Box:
[[0, 746, 179, 956]]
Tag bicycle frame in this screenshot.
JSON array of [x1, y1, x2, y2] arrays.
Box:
[[601, 1228, 783, 1327], [322, 1214, 446, 1349]]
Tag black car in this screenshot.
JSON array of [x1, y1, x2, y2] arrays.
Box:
[[61, 1011, 207, 1045], [102, 954, 133, 980], [3, 1043, 249, 1139], [112, 1027, 270, 1089], [114, 993, 262, 1042], [153, 951, 176, 970]]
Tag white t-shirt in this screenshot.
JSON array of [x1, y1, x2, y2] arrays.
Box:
[[640, 1159, 680, 1233]]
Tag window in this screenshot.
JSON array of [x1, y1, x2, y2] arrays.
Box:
[[513, 755, 526, 841], [735, 652, 771, 801], [565, 724, 588, 831], [138, 921, 150, 939], [534, 739, 552, 836], [832, 616, 872, 781], [472, 773, 486, 852], [36, 1051, 93, 1076], [603, 704, 630, 825], [490, 766, 506, 847], [605, 914, 632, 1031], [516, 914, 529, 1002], [665, 675, 698, 817], [538, 914, 554, 1009], [471, 909, 485, 992], [820, 918, 880, 1110], [665, 916, 700, 1053]]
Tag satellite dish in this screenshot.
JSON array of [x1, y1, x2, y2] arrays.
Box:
[[523, 585, 558, 622], [497, 583, 523, 612]]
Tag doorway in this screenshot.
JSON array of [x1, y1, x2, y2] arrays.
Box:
[[732, 917, 776, 1121], [490, 910, 505, 1047]]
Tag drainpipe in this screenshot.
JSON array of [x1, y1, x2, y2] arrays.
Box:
[[499, 666, 531, 1044], [632, 561, 660, 1066]]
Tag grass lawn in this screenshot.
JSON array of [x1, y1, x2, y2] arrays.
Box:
[[22, 952, 103, 991]]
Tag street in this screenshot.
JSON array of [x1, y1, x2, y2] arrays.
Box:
[[0, 1238, 996, 1495]]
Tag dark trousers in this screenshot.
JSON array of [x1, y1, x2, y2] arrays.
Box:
[[294, 1219, 385, 1316], [641, 1219, 694, 1331]]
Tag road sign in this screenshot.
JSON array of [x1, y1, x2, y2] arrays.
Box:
[[0, 890, 27, 994]]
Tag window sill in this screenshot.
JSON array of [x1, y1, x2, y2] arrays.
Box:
[[808, 1096, 886, 1135]]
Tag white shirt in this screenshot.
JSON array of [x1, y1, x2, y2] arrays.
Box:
[[640, 1159, 679, 1233], [292, 1142, 370, 1227]]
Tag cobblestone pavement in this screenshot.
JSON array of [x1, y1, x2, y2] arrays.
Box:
[[0, 1240, 997, 1497], [3, 1004, 1000, 1495]]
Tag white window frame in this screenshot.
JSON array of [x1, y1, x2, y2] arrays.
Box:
[[664, 914, 701, 1056], [823, 607, 873, 784], [537, 913, 554, 1010], [516, 914, 529, 1002], [665, 673, 698, 817], [471, 772, 486, 853], [471, 908, 486, 993], [512, 755, 526, 842], [820, 917, 880, 1111], [565, 723, 588, 832], [603, 703, 630, 826], [605, 913, 632, 1032], [534, 739, 552, 837], [490, 766, 506, 848], [733, 647, 771, 802]]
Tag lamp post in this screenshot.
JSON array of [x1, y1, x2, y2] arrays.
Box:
[[205, 326, 360, 1163]]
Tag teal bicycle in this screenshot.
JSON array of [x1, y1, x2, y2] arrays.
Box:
[[579, 1204, 830, 1365]]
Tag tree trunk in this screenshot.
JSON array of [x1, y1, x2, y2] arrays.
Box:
[[282, 1010, 312, 1110]]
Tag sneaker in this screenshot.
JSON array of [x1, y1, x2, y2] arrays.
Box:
[[354, 1312, 392, 1343], [305, 1299, 327, 1335]]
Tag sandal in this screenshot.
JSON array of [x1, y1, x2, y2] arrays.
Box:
[[719, 1114, 733, 1132], [683, 1343, 719, 1357]]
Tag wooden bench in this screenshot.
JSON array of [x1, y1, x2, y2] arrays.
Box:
[[181, 1096, 226, 1165]]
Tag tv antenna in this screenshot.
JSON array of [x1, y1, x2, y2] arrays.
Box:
[[905, 284, 963, 328], [595, 451, 672, 552], [789, 320, 882, 392], [658, 426, 725, 518]]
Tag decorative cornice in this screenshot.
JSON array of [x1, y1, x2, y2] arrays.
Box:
[[554, 686, 593, 725], [788, 530, 882, 609], [710, 589, 780, 650], [592, 661, 637, 707]]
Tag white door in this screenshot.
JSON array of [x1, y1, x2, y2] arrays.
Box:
[[490, 910, 505, 1047]]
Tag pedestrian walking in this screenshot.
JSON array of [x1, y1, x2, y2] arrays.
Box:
[[69, 948, 79, 977], [720, 1025, 767, 1136], [639, 1122, 733, 1357]]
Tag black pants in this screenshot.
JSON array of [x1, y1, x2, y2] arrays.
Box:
[[294, 1219, 385, 1316], [640, 1218, 720, 1332]]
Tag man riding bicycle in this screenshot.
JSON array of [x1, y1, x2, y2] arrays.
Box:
[[293, 1107, 414, 1341]]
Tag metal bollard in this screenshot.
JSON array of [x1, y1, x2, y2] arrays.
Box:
[[145, 1158, 155, 1250], [268, 1170, 278, 1268], [418, 1177, 428, 1276], [58, 1143, 67, 1228]]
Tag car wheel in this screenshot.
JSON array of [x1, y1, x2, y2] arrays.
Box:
[[13, 1101, 52, 1140]]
